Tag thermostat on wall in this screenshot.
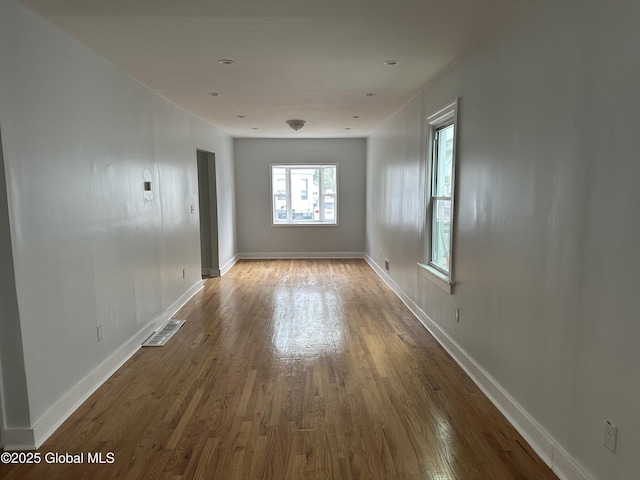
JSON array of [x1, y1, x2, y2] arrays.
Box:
[[143, 168, 153, 200]]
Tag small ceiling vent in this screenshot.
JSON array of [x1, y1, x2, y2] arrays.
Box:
[[142, 319, 185, 347]]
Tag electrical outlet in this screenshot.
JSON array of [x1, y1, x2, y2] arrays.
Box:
[[97, 324, 104, 342], [384, 258, 390, 273], [182, 268, 187, 279], [603, 420, 617, 452], [455, 307, 460, 322]]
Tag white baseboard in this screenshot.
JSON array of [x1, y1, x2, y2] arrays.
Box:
[[2, 280, 204, 451], [237, 251, 365, 259], [220, 255, 238, 276], [364, 255, 592, 480]]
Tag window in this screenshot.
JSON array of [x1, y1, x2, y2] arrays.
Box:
[[271, 164, 338, 225], [420, 99, 458, 292]]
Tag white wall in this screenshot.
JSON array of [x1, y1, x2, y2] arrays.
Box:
[[0, 128, 30, 433], [0, 0, 235, 447], [366, 1, 640, 479], [234, 138, 366, 256]]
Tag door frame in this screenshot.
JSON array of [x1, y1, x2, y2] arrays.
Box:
[[196, 150, 220, 277]]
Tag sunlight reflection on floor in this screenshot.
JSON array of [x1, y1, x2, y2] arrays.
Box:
[[270, 285, 345, 357]]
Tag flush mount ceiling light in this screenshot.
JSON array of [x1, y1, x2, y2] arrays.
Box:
[[218, 59, 234, 65], [384, 59, 399, 66], [285, 119, 306, 131]]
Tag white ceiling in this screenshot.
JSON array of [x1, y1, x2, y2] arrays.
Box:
[[19, 0, 519, 138]]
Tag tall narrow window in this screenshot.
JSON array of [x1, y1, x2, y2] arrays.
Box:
[[271, 164, 338, 225], [420, 99, 458, 292]]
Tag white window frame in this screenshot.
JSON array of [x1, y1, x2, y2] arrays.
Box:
[[270, 164, 339, 226], [419, 99, 458, 293]]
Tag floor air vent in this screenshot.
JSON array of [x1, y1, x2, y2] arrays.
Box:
[[142, 319, 185, 347]]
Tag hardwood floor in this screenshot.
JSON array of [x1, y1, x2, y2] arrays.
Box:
[[0, 259, 557, 479]]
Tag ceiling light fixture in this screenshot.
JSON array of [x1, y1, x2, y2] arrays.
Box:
[[285, 119, 306, 131], [353, 115, 360, 119], [236, 115, 246, 119], [208, 92, 219, 96], [384, 59, 399, 66], [365, 92, 376, 97], [218, 59, 234, 65]]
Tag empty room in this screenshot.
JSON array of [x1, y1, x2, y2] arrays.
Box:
[[1, 0, 639, 479]]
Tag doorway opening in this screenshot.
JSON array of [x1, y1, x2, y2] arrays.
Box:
[[197, 150, 219, 277]]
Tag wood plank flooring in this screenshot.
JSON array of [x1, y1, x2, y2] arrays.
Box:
[[0, 259, 558, 479]]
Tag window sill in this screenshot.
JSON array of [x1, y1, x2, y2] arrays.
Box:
[[271, 222, 339, 227], [417, 263, 455, 294]]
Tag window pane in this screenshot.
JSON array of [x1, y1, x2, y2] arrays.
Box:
[[435, 124, 454, 197], [293, 208, 314, 221], [274, 195, 287, 222], [431, 199, 451, 271], [290, 168, 316, 221], [323, 194, 335, 221], [272, 167, 286, 195], [321, 167, 336, 194]]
